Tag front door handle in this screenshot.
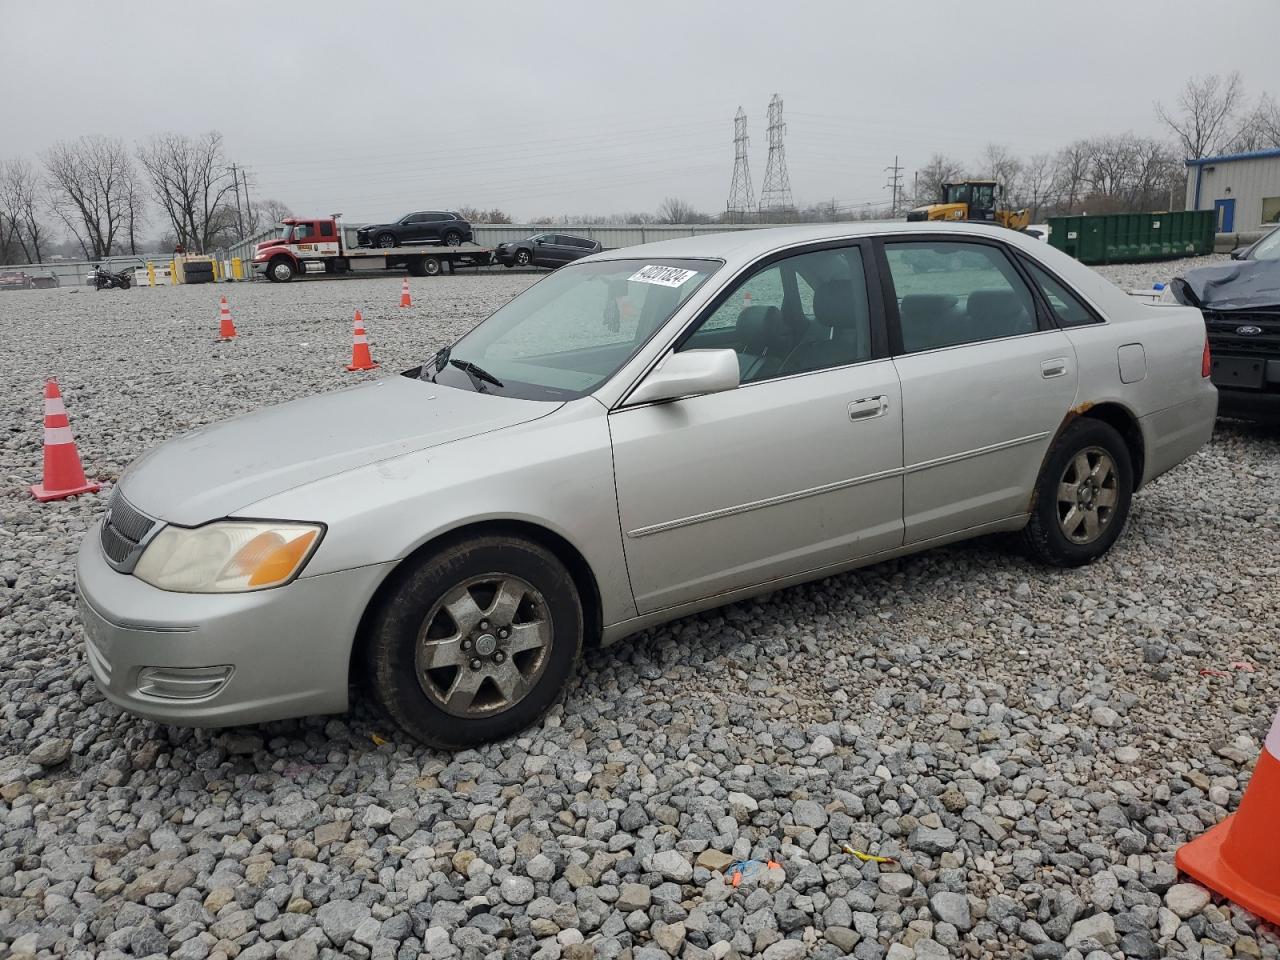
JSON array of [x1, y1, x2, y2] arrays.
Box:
[[848, 395, 888, 421], [1041, 358, 1068, 379]]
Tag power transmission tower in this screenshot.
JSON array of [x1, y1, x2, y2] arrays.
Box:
[[759, 94, 794, 218], [884, 155, 904, 218], [725, 107, 755, 223]]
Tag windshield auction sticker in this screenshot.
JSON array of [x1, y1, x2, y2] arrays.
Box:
[[629, 265, 698, 287]]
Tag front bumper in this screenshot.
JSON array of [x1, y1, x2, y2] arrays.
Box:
[[76, 520, 395, 727], [251, 259, 269, 278], [1217, 387, 1280, 421]]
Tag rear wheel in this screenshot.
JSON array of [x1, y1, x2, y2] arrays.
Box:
[[1022, 418, 1133, 567], [422, 256, 441, 277], [365, 535, 583, 749], [443, 230, 463, 247]]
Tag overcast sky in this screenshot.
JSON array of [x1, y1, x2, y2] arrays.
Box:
[[2, 0, 1278, 225]]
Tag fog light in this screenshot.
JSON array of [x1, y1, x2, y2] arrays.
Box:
[[137, 665, 233, 700]]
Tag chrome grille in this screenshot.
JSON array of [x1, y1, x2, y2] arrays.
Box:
[[100, 489, 156, 571]]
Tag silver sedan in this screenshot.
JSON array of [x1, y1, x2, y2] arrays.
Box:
[[77, 223, 1217, 748]]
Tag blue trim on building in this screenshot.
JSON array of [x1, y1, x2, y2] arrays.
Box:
[[1184, 147, 1280, 167]]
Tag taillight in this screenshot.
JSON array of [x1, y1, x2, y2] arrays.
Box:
[[1202, 336, 1211, 378]]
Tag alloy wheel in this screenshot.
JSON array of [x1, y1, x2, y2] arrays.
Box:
[[414, 574, 553, 717], [1056, 446, 1119, 544]]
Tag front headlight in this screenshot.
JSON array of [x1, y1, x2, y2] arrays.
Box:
[[133, 521, 324, 593]]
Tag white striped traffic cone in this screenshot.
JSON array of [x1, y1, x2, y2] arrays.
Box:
[[345, 310, 378, 371], [31, 379, 100, 502]]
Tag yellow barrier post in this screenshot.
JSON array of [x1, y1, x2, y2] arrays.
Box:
[[147, 262, 156, 287], [232, 258, 243, 280], [170, 259, 180, 284]]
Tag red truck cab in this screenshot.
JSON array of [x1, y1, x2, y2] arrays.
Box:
[[253, 217, 343, 282]]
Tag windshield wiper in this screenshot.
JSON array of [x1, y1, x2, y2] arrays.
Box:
[[449, 358, 504, 391]]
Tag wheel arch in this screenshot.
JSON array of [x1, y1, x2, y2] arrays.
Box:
[[1040, 399, 1145, 498], [1073, 400, 1146, 490], [348, 518, 606, 686]]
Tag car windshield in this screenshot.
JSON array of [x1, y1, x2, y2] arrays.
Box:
[[278, 224, 293, 240], [429, 258, 719, 400], [1251, 228, 1280, 261]]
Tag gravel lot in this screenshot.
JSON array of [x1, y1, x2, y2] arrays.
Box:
[[1, 259, 1277, 960]]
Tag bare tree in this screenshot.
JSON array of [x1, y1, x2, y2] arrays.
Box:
[[1051, 141, 1092, 213], [909, 153, 965, 206], [456, 206, 513, 224], [243, 198, 293, 235], [43, 136, 137, 258], [137, 131, 240, 253], [1156, 72, 1244, 159], [656, 197, 708, 224], [975, 143, 1023, 192], [0, 157, 51, 262], [1015, 153, 1055, 221], [1225, 93, 1280, 153]]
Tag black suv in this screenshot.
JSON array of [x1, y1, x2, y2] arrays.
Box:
[[356, 212, 473, 248]]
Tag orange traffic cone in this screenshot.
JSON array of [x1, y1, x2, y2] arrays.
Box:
[[346, 310, 378, 371], [217, 296, 237, 341], [399, 277, 412, 308], [1176, 706, 1280, 925], [31, 379, 100, 502]]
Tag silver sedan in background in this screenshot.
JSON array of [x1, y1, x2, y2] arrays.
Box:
[[77, 223, 1216, 748]]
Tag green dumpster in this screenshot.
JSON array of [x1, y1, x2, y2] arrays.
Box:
[[1047, 210, 1215, 265]]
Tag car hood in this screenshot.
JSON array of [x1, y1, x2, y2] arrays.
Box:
[[1173, 258, 1280, 311], [121, 375, 555, 525]]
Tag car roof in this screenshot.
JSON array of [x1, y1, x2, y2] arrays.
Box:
[[583, 220, 1052, 263]]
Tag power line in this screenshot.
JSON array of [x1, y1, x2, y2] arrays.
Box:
[[759, 94, 794, 216], [726, 107, 755, 222], [884, 155, 904, 218]]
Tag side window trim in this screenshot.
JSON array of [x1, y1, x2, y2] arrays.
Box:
[[873, 234, 1050, 356], [1015, 253, 1105, 328]]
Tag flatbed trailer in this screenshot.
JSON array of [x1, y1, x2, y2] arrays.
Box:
[[251, 217, 496, 282]]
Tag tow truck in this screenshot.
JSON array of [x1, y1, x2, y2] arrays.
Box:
[[252, 216, 495, 282]]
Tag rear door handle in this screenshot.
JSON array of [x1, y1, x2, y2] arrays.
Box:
[[848, 396, 888, 421], [1041, 358, 1068, 379]]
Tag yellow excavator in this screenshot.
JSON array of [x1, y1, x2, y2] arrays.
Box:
[[905, 180, 1030, 231]]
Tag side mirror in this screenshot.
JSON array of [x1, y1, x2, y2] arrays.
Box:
[[628, 349, 740, 405], [1230, 247, 1247, 260]]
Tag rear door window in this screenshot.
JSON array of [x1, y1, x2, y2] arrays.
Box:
[[1022, 259, 1100, 327], [883, 241, 1038, 353]]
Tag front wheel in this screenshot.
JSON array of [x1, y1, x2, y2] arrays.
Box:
[[365, 536, 583, 749], [120, 276, 131, 289], [1022, 418, 1133, 567], [515, 248, 531, 267], [268, 258, 295, 282], [375, 233, 397, 248]]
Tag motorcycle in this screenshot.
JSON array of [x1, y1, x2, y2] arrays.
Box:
[[90, 265, 132, 290]]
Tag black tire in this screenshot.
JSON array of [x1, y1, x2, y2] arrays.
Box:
[[422, 256, 441, 277], [515, 248, 531, 267], [1022, 418, 1133, 567], [364, 535, 583, 749], [267, 257, 295, 283], [120, 276, 132, 289], [406, 259, 427, 277], [443, 230, 463, 247], [375, 233, 397, 248]]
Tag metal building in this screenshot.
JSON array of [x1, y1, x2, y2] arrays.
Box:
[[1184, 147, 1280, 233]]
